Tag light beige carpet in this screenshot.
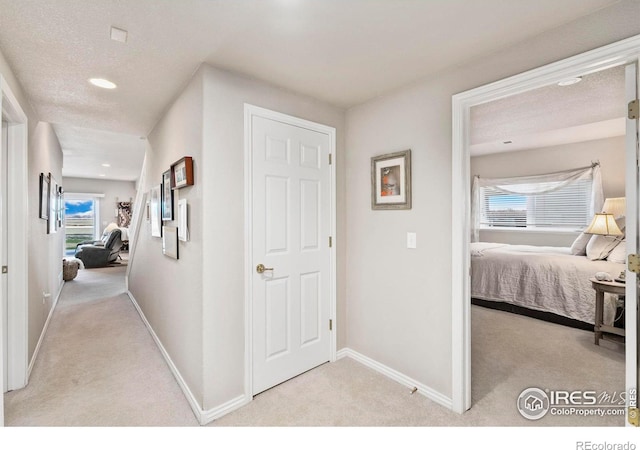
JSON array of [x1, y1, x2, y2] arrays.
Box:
[[4, 265, 625, 427], [4, 265, 197, 426], [211, 306, 625, 427]]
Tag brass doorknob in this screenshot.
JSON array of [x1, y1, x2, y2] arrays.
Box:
[[256, 264, 273, 274]]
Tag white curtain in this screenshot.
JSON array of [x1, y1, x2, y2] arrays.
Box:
[[471, 164, 603, 242]]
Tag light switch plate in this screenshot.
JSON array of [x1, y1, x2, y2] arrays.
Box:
[[407, 232, 417, 249]]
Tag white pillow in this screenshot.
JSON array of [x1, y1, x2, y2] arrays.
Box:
[[570, 232, 591, 256], [585, 216, 626, 261], [607, 239, 626, 264]]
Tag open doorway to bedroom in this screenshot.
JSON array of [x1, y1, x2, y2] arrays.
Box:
[[466, 63, 627, 425]]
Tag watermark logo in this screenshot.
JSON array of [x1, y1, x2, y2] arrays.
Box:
[[517, 387, 627, 420], [517, 387, 550, 420]]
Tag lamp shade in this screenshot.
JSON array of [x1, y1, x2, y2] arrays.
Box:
[[602, 197, 625, 218], [584, 213, 623, 236]]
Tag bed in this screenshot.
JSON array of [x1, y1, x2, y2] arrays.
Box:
[[471, 242, 625, 327]]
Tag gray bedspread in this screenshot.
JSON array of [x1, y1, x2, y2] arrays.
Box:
[[471, 242, 625, 325]]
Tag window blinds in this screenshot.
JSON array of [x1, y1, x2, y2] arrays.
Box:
[[470, 164, 603, 241], [479, 179, 593, 229]]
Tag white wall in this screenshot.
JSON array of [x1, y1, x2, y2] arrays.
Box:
[[127, 64, 346, 415], [471, 136, 625, 246], [200, 65, 345, 410], [0, 49, 64, 363], [128, 69, 205, 404], [345, 0, 640, 400], [62, 177, 137, 233], [28, 123, 64, 359]]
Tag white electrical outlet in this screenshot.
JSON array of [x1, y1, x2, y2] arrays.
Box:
[[407, 232, 417, 249]]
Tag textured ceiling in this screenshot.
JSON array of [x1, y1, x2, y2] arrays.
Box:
[[55, 126, 146, 181], [0, 0, 620, 180], [470, 64, 627, 156]]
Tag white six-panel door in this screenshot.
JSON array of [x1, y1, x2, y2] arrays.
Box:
[[251, 113, 332, 395]]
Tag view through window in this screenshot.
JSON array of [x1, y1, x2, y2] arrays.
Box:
[[65, 198, 98, 256], [480, 179, 593, 230]]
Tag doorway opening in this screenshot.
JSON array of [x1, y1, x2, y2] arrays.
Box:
[[467, 64, 626, 424], [451, 35, 640, 419], [0, 75, 29, 426]]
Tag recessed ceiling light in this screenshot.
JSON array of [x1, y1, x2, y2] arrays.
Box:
[[99, 174, 106, 177], [101, 163, 111, 167], [110, 26, 128, 43], [89, 78, 117, 89], [557, 77, 582, 86]]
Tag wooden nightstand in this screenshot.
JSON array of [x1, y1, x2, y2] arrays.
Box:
[[590, 278, 625, 345]]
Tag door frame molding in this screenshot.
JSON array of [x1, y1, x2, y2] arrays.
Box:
[[243, 104, 337, 399], [451, 34, 640, 415], [0, 75, 29, 405]]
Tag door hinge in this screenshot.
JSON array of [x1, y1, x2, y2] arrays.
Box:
[[329, 236, 332, 248], [629, 99, 639, 120], [629, 407, 639, 427], [329, 319, 333, 331], [628, 254, 640, 274], [329, 153, 332, 165], [1, 266, 7, 274]]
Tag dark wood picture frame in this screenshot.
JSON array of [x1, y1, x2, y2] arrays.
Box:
[[171, 156, 194, 189], [161, 169, 174, 221], [39, 173, 49, 220]]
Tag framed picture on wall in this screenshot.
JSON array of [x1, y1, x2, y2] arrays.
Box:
[[161, 169, 173, 221], [39, 173, 49, 220], [57, 186, 64, 228], [48, 173, 58, 234], [171, 156, 194, 189], [177, 199, 188, 242], [162, 226, 179, 259], [371, 150, 412, 210], [150, 185, 162, 237]]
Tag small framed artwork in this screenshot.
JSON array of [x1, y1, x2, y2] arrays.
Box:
[[39, 173, 49, 220], [171, 156, 194, 189], [150, 185, 162, 237], [57, 186, 64, 228], [371, 150, 411, 210], [145, 194, 151, 223], [161, 169, 173, 221], [48, 174, 58, 234], [162, 226, 179, 259], [177, 199, 188, 242]]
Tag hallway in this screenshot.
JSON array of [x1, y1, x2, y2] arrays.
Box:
[[3, 258, 625, 427], [4, 264, 197, 426]]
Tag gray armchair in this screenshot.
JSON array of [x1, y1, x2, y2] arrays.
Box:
[[75, 229, 123, 268], [74, 223, 118, 251]]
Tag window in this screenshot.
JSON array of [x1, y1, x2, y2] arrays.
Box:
[[64, 195, 102, 256], [472, 164, 602, 241], [480, 179, 593, 230]]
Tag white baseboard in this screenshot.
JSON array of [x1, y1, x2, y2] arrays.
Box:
[[200, 394, 251, 424], [28, 280, 65, 379], [126, 290, 250, 425], [336, 347, 452, 410]]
